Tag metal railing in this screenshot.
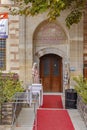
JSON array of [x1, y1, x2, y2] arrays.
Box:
[[11, 92, 39, 130]]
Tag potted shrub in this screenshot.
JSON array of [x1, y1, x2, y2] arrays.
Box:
[[73, 75, 87, 127], [0, 72, 24, 125], [73, 75, 87, 103]]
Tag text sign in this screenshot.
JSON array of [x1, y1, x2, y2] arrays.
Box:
[[0, 13, 8, 38]]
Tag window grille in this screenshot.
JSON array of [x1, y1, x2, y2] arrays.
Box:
[[0, 39, 6, 70]]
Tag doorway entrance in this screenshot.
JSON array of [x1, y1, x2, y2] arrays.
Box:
[[40, 54, 62, 92]]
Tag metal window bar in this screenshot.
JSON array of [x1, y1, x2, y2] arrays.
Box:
[[0, 39, 6, 70]]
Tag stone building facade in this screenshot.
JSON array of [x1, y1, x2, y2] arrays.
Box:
[[83, 6, 87, 77], [0, 0, 84, 92]]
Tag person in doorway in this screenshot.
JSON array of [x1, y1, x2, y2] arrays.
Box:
[[32, 62, 39, 83]]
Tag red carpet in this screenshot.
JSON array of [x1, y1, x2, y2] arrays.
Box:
[[34, 109, 75, 130], [41, 95, 63, 108]]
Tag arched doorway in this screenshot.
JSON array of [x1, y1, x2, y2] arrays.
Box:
[[40, 54, 62, 92]]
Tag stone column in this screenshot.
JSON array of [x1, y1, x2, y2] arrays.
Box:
[[19, 16, 27, 85], [25, 16, 33, 84], [19, 16, 34, 86]]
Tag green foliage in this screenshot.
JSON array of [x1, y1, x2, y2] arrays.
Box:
[[30, 1, 48, 16], [48, 0, 65, 21], [65, 10, 82, 28], [73, 75, 87, 104], [8, 0, 86, 27], [0, 72, 4, 104], [0, 72, 24, 103]]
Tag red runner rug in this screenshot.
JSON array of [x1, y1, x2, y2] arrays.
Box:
[[41, 95, 63, 108], [34, 109, 75, 130]]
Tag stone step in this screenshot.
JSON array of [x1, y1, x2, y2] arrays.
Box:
[[13, 126, 33, 130], [12, 108, 35, 130]]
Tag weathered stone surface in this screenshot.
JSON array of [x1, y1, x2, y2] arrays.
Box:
[[1, 102, 22, 125], [77, 95, 87, 127]]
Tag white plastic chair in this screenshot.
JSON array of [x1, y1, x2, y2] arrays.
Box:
[[26, 87, 32, 107], [31, 84, 43, 106]]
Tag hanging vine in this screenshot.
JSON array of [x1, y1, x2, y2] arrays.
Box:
[[5, 0, 87, 28]]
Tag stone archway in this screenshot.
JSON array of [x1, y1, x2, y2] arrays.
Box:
[[36, 47, 67, 59], [36, 47, 69, 92], [33, 20, 69, 92], [33, 20, 68, 61]]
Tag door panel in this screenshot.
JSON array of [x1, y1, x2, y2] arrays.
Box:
[[40, 54, 62, 92]]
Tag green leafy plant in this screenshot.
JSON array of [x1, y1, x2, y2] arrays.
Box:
[[6, 0, 86, 28], [0, 72, 24, 103], [0, 72, 5, 104], [73, 75, 87, 104]]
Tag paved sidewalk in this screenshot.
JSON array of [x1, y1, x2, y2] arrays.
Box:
[[68, 109, 87, 130], [13, 108, 35, 130], [12, 93, 87, 130], [62, 93, 87, 130], [12, 108, 87, 130], [0, 93, 87, 130]]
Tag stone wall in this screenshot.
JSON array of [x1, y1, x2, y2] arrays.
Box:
[[0, 1, 20, 74], [0, 0, 84, 88], [77, 95, 87, 127], [1, 102, 22, 125]]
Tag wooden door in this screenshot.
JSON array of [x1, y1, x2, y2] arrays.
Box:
[[40, 54, 62, 92]]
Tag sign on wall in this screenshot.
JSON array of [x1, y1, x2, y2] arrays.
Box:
[[0, 13, 8, 38]]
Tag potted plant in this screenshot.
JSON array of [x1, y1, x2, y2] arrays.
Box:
[[73, 75, 87, 103], [73, 75, 87, 127], [0, 72, 24, 125]]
